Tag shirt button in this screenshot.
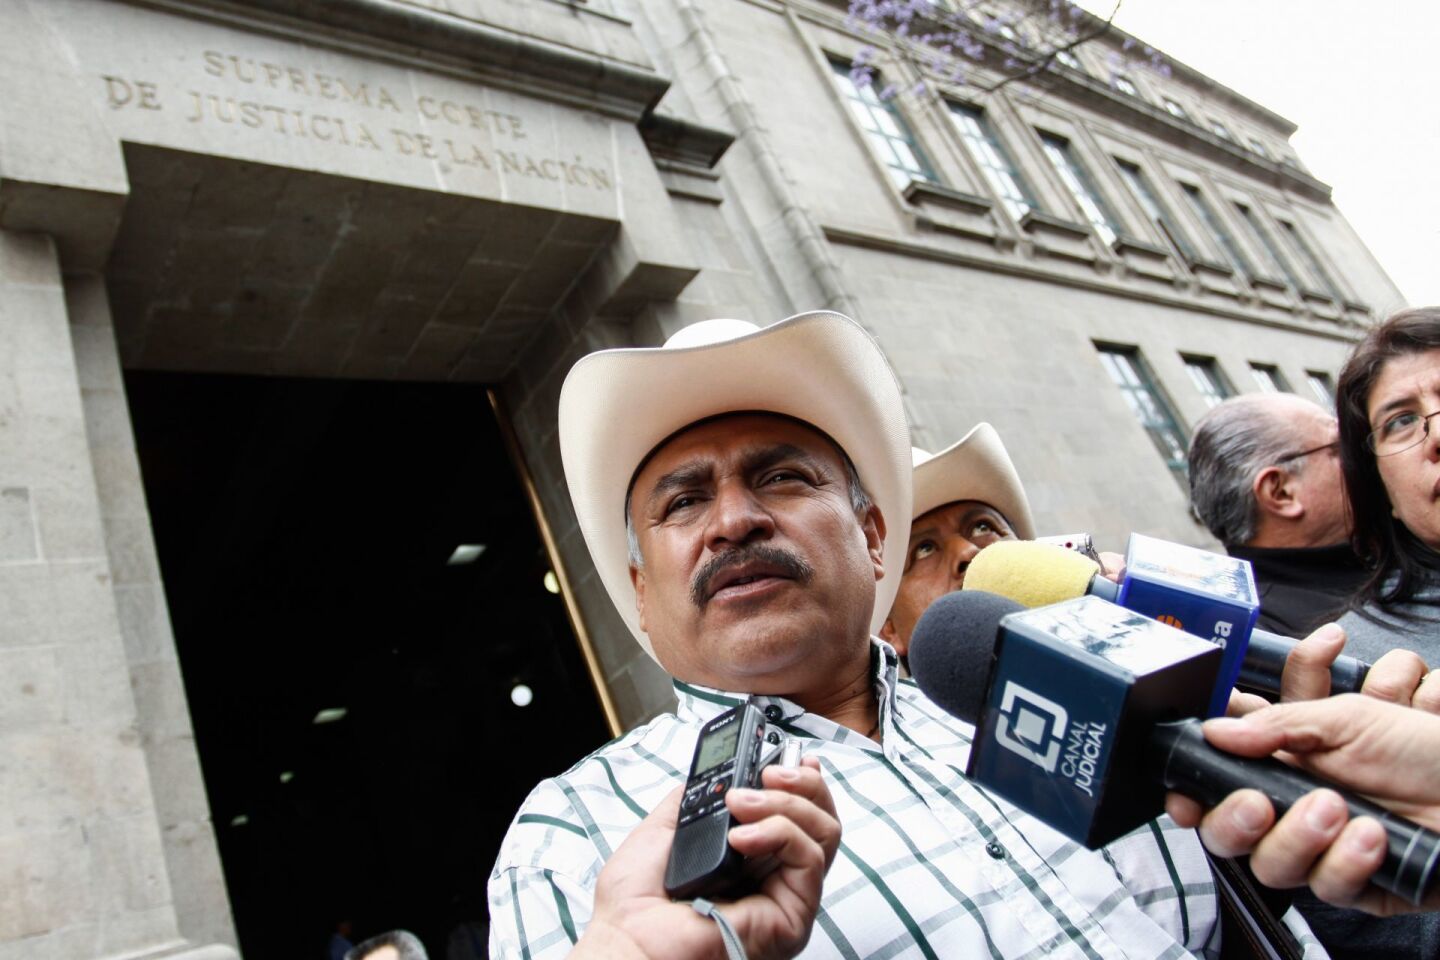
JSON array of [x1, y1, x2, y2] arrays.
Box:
[[985, 841, 1007, 860], [763, 704, 783, 723]]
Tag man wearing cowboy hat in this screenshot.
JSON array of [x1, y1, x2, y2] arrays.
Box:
[[879, 426, 1035, 667], [487, 312, 1219, 959]]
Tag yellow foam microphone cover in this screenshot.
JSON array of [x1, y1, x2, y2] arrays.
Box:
[[964, 540, 1100, 608]]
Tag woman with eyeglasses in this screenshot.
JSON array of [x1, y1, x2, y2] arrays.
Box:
[[1335, 306, 1440, 662]]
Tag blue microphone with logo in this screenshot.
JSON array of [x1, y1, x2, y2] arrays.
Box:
[[910, 590, 1440, 905]]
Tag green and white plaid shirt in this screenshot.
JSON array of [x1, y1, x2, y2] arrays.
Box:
[[489, 642, 1318, 959]]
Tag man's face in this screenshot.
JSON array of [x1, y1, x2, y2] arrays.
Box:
[[627, 414, 885, 692], [880, 500, 1015, 656], [1275, 400, 1349, 546]]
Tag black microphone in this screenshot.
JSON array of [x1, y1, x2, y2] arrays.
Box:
[[910, 590, 1440, 905], [964, 540, 1371, 700]]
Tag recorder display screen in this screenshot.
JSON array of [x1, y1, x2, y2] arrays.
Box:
[[695, 722, 740, 774]]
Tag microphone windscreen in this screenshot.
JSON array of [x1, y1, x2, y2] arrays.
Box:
[[965, 540, 1098, 608], [909, 590, 1025, 724]]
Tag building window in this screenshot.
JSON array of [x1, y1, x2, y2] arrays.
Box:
[[829, 59, 939, 188], [1307, 370, 1336, 405], [948, 102, 1038, 221], [1112, 74, 1141, 98], [1209, 119, 1234, 141], [1094, 345, 1186, 480], [1055, 48, 1083, 71], [1250, 362, 1291, 393], [1233, 202, 1303, 289], [1183, 355, 1234, 409], [1115, 159, 1195, 261], [1163, 97, 1190, 121], [1277, 218, 1344, 302], [1247, 137, 1269, 158], [1097, 345, 1189, 478], [1040, 132, 1124, 246], [1180, 182, 1252, 278]]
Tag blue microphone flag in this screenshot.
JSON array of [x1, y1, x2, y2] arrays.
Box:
[[1118, 535, 1260, 717]]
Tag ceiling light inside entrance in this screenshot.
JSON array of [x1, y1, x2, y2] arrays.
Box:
[[510, 684, 534, 708], [312, 707, 348, 725], [447, 544, 487, 566]]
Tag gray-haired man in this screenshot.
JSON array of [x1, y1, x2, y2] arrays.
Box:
[[1188, 393, 1366, 636]]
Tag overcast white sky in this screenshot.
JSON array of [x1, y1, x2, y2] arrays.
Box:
[[1077, 0, 1439, 312]]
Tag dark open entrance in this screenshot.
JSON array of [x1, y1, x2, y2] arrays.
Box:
[[125, 372, 610, 958]]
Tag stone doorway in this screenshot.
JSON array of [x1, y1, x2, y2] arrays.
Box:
[[124, 372, 610, 957], [102, 143, 623, 956]]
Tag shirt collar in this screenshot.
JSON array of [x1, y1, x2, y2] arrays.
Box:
[[671, 638, 901, 746]]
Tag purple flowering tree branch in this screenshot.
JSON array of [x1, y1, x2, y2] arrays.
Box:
[[844, 0, 1167, 100]]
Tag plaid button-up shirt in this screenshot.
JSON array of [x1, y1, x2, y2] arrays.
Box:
[[489, 643, 1320, 959]]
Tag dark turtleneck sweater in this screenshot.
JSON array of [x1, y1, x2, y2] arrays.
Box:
[[1226, 542, 1370, 637]]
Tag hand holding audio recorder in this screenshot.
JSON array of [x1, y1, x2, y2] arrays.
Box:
[[665, 700, 803, 900]]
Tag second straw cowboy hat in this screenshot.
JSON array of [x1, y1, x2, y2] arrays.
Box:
[[911, 424, 1036, 539], [558, 310, 913, 661]]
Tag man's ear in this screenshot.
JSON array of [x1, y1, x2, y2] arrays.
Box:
[[630, 565, 648, 633], [863, 504, 887, 581], [1253, 466, 1303, 519], [878, 617, 909, 657]]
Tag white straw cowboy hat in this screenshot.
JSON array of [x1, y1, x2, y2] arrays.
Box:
[[911, 423, 1036, 539], [558, 311, 912, 659]]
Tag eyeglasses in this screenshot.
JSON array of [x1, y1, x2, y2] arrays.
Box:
[[1273, 439, 1339, 466], [1367, 410, 1440, 456]]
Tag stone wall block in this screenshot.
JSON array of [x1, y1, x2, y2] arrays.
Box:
[[0, 486, 39, 562], [0, 232, 62, 288], [0, 648, 65, 735], [129, 663, 197, 746], [0, 731, 86, 838], [89, 812, 174, 915], [0, 825, 96, 941], [31, 484, 106, 561], [159, 819, 235, 955], [102, 517, 164, 587], [58, 639, 138, 728], [140, 736, 212, 826], [112, 584, 173, 673], [88, 443, 153, 526], [0, 561, 115, 649]]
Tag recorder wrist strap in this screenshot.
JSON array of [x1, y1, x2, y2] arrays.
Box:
[[691, 897, 747, 960]]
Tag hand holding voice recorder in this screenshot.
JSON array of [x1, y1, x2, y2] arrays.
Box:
[[664, 700, 798, 900]]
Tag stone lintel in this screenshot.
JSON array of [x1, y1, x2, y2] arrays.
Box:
[[1249, 274, 1289, 293], [903, 180, 993, 216], [0, 179, 128, 272], [1112, 236, 1170, 262], [1187, 256, 1234, 279], [1021, 209, 1091, 242]]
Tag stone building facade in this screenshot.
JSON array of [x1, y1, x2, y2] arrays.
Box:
[[0, 0, 1405, 957]]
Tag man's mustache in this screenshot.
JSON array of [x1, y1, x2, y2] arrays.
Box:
[[690, 545, 815, 608]]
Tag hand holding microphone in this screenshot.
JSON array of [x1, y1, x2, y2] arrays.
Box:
[[908, 590, 1440, 907], [1165, 695, 1440, 916]]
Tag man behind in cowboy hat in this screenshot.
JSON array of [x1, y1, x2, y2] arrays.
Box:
[[487, 312, 1219, 959], [879, 426, 1035, 668]]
